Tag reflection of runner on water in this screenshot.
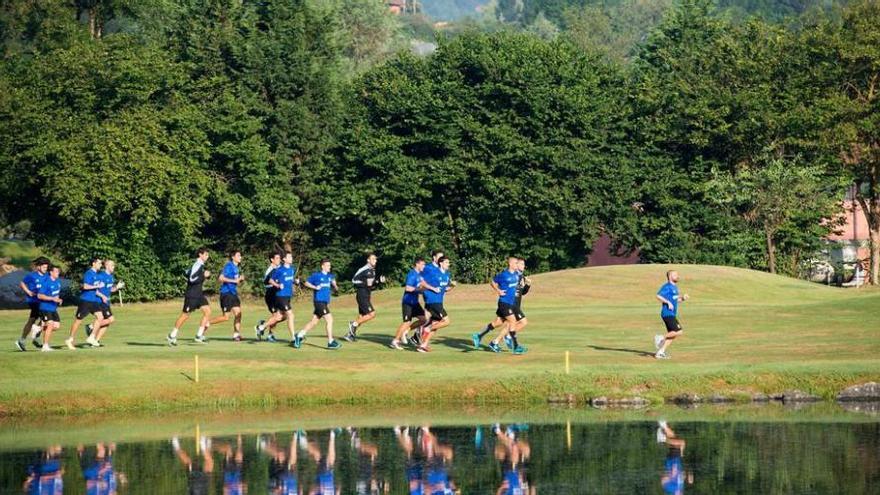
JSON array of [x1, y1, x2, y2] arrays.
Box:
[[656, 421, 694, 495], [305, 430, 340, 495], [259, 432, 302, 495], [23, 445, 64, 495], [172, 436, 214, 495], [214, 435, 248, 495], [395, 426, 424, 495], [348, 428, 386, 494], [493, 425, 533, 495], [79, 442, 126, 495], [420, 427, 457, 495]]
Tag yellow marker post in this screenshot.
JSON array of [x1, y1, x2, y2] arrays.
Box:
[[195, 355, 200, 383], [566, 420, 572, 451], [565, 351, 570, 374], [195, 424, 201, 455]]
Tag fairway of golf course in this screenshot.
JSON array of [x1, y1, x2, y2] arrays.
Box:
[[1, 264, 878, 416]]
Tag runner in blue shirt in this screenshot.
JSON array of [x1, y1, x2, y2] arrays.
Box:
[[16, 256, 49, 351], [472, 256, 527, 354], [391, 258, 436, 350], [256, 252, 283, 342], [412, 249, 444, 347], [417, 256, 455, 353], [36, 265, 63, 352], [294, 258, 341, 350], [657, 421, 693, 494], [85, 260, 123, 347], [209, 250, 245, 342], [67, 257, 109, 350], [257, 252, 297, 342], [654, 270, 689, 359]]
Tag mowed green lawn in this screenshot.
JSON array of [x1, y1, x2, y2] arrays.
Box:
[[1, 264, 878, 415]]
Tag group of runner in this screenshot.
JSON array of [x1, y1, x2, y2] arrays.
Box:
[[15, 256, 122, 352], [14, 248, 689, 358], [164, 247, 529, 354]]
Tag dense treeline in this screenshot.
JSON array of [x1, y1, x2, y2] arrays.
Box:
[[0, 0, 878, 300]]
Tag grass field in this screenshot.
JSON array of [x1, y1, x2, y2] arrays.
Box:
[[1, 264, 878, 416]]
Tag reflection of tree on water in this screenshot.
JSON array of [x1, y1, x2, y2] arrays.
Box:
[[78, 442, 126, 495], [23, 445, 64, 495], [493, 424, 534, 495], [657, 421, 694, 495]]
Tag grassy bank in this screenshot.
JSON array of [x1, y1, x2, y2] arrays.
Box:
[[1, 264, 878, 416]]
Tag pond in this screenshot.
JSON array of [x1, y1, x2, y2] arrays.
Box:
[[1, 405, 877, 494]]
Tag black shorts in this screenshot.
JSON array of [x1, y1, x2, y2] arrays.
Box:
[[274, 296, 292, 312], [662, 316, 682, 332], [313, 302, 330, 317], [402, 302, 425, 322], [496, 302, 516, 319], [220, 293, 241, 313], [40, 311, 60, 323], [513, 305, 526, 321], [264, 288, 278, 312], [28, 301, 41, 319], [183, 295, 209, 313], [100, 304, 113, 319], [76, 300, 103, 320], [426, 303, 447, 322], [356, 290, 374, 315]]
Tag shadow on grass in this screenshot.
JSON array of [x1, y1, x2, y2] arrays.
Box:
[[586, 345, 655, 357], [433, 336, 478, 352], [180, 372, 194, 382], [125, 342, 170, 347]]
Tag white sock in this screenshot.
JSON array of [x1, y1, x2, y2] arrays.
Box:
[[196, 327, 205, 337], [296, 330, 305, 339], [29, 324, 41, 338], [257, 324, 266, 332], [351, 322, 358, 328], [170, 328, 179, 339]]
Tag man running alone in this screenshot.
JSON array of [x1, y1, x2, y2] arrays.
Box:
[[654, 270, 689, 359]]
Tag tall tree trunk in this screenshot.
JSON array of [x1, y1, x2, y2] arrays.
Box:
[[765, 229, 776, 274], [856, 169, 880, 285]]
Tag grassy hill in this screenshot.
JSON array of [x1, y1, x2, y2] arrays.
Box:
[[1, 264, 878, 416]]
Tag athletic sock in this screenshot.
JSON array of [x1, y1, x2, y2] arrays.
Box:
[[296, 330, 306, 339], [196, 327, 205, 337], [351, 322, 359, 329], [510, 332, 519, 348], [478, 324, 493, 338], [170, 328, 179, 339]]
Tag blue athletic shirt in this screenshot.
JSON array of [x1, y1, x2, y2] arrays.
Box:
[[272, 265, 297, 297], [97, 271, 115, 303], [80, 268, 102, 303], [307, 271, 335, 303], [22, 271, 45, 304], [423, 267, 450, 305], [402, 268, 422, 305], [38, 277, 61, 312], [493, 269, 520, 305], [421, 263, 438, 303], [663, 454, 684, 494], [658, 282, 680, 317], [220, 261, 240, 295]]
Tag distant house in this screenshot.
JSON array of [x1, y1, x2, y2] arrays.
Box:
[[826, 185, 870, 264], [388, 0, 405, 15]]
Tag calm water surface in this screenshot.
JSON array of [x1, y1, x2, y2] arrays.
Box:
[[1, 415, 878, 494]]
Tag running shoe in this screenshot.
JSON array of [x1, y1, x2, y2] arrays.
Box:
[[293, 335, 302, 349], [255, 321, 265, 340], [416, 345, 430, 353], [327, 340, 342, 350], [194, 335, 207, 344], [471, 332, 481, 349], [389, 340, 403, 350], [64, 338, 76, 350], [167, 333, 177, 346], [232, 333, 242, 342], [655, 351, 669, 360], [488, 342, 502, 353], [40, 346, 54, 352], [267, 333, 277, 343], [512, 345, 528, 355], [15, 340, 25, 352], [86, 336, 100, 348], [85, 323, 93, 337], [31, 337, 41, 349], [411, 330, 421, 346]]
